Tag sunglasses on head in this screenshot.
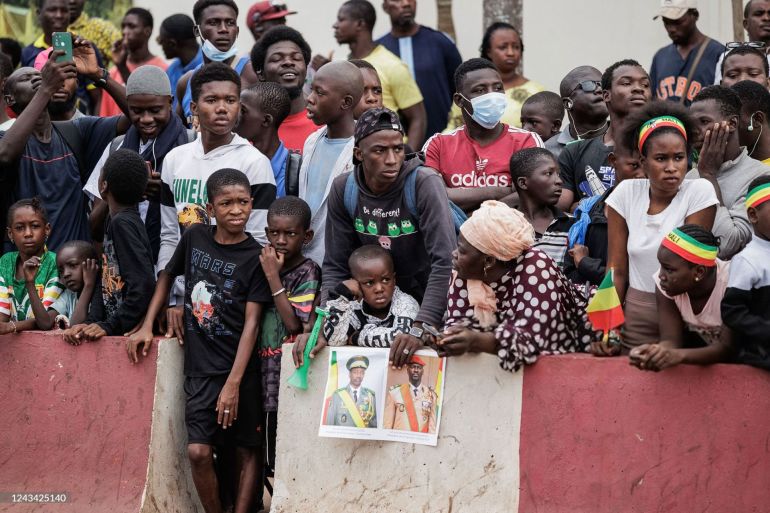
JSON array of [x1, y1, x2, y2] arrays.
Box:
[[570, 80, 602, 95], [725, 41, 766, 50]]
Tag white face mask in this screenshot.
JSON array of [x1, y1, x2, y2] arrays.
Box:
[[461, 92, 508, 129], [201, 38, 239, 62]]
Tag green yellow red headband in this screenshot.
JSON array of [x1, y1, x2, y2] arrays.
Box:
[[746, 183, 770, 209], [638, 116, 687, 153], [661, 228, 718, 267]]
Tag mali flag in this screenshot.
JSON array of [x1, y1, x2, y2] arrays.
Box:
[[321, 350, 338, 421], [586, 269, 625, 333]]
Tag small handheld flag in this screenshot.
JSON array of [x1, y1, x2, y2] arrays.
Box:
[[287, 307, 328, 390], [321, 350, 338, 421], [586, 269, 625, 342]]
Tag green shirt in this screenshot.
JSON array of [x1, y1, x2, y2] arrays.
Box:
[[0, 251, 62, 321]]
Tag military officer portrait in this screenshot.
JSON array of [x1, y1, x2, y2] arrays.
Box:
[[383, 356, 437, 434], [325, 356, 378, 428]]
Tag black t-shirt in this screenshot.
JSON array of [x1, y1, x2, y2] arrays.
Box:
[[0, 116, 119, 251], [88, 207, 155, 336], [558, 137, 614, 202], [165, 224, 271, 377]]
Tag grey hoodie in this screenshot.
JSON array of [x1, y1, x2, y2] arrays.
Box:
[[322, 156, 457, 327]]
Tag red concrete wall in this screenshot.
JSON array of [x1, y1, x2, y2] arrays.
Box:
[[519, 354, 770, 513], [0, 332, 157, 513]]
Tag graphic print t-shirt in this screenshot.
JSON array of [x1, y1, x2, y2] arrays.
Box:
[[165, 224, 272, 377], [258, 257, 321, 412], [558, 136, 615, 201], [423, 124, 542, 189]]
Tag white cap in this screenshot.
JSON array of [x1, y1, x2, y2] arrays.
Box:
[[653, 0, 698, 20]]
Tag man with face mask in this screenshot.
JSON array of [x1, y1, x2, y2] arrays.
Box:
[[422, 58, 543, 212], [175, 0, 260, 125]]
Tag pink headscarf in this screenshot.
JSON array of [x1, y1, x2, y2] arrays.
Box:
[[459, 201, 535, 328]]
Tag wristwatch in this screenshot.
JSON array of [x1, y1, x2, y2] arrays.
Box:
[[95, 67, 109, 87], [409, 323, 439, 341]]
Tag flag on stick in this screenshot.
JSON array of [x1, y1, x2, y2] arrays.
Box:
[[586, 269, 625, 340]]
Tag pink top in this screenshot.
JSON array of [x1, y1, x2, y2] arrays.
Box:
[[654, 259, 730, 345]]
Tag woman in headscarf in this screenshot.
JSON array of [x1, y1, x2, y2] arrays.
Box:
[[438, 200, 598, 372]]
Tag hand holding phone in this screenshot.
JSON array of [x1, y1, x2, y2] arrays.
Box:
[[52, 32, 73, 63]]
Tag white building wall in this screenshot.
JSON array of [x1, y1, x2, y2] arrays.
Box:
[[136, 0, 737, 93]]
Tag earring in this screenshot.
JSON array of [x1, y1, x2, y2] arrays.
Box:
[[483, 263, 492, 277], [694, 277, 700, 282]]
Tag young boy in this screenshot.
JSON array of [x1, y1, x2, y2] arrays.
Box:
[[298, 60, 363, 265], [258, 196, 321, 478], [722, 175, 770, 370], [128, 168, 272, 513], [350, 59, 384, 119], [63, 150, 156, 343], [47, 240, 99, 331], [159, 62, 276, 337], [236, 82, 301, 198], [564, 143, 644, 286], [511, 147, 575, 269], [323, 245, 419, 347], [520, 91, 564, 144]]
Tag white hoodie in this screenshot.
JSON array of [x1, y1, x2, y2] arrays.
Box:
[[158, 134, 275, 276]]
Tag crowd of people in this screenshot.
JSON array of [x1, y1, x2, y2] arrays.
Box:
[[2, 0, 770, 511]]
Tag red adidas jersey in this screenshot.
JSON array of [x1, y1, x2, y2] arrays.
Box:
[[423, 124, 543, 188]]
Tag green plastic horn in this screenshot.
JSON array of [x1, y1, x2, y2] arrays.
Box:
[[287, 307, 328, 390]]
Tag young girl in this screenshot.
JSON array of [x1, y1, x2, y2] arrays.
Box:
[[603, 102, 718, 352], [629, 225, 733, 371], [0, 198, 62, 334]]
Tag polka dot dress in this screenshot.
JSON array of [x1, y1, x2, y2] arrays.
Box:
[[444, 249, 598, 372]]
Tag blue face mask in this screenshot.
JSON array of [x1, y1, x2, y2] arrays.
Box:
[[461, 92, 508, 129], [201, 38, 239, 62]]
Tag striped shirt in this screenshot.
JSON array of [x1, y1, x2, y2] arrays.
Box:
[[0, 251, 62, 321], [532, 209, 576, 270]]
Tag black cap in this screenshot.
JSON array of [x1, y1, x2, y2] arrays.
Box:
[[354, 107, 404, 147]]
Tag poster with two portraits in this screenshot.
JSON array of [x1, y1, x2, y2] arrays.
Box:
[[318, 346, 446, 446]]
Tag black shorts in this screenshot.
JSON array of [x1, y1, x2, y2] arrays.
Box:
[[185, 372, 263, 448], [263, 411, 277, 472]]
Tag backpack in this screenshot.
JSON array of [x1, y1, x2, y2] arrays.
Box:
[[343, 167, 467, 234], [284, 149, 302, 197]]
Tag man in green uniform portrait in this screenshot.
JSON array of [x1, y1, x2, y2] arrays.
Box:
[[325, 355, 378, 428]]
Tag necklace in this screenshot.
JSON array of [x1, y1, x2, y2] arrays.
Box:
[[567, 110, 609, 141]]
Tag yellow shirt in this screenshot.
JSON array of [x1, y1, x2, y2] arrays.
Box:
[[445, 80, 545, 132], [763, 157, 770, 166], [363, 45, 423, 112]]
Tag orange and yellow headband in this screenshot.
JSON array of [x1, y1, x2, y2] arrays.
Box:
[[638, 116, 687, 153], [661, 228, 718, 267], [746, 183, 770, 209]]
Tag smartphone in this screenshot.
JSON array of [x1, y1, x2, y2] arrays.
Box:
[[52, 32, 73, 63]]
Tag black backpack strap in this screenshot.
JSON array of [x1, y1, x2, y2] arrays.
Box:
[[109, 135, 125, 155], [284, 149, 302, 197], [52, 120, 87, 185]]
